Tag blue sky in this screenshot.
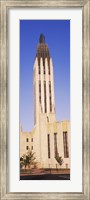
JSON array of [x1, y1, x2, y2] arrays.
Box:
[[20, 20, 70, 131]]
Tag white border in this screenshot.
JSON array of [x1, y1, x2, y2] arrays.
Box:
[[9, 9, 82, 192]]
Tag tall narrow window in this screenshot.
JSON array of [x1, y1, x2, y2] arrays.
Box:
[[49, 81, 51, 93], [26, 138, 29, 142], [50, 97, 52, 112], [34, 83, 36, 124], [43, 64, 45, 74], [44, 81, 47, 113], [54, 133, 58, 157], [47, 134, 50, 158], [48, 63, 50, 75], [38, 58, 40, 74], [38, 65, 41, 74], [43, 58, 45, 68], [39, 80, 41, 103], [63, 132, 69, 158], [26, 146, 28, 150], [49, 81, 52, 112]]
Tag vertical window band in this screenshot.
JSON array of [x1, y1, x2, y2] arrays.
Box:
[[39, 80, 41, 103], [47, 134, 50, 158], [63, 132, 69, 158], [54, 133, 58, 157], [38, 65, 41, 74], [44, 81, 47, 113], [34, 83, 36, 124], [43, 64, 45, 74], [48, 63, 50, 75], [49, 81, 52, 112]]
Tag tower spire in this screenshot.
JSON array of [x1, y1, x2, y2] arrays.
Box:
[[39, 34, 45, 44]]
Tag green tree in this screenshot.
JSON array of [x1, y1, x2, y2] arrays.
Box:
[[55, 154, 63, 168], [20, 150, 37, 170]]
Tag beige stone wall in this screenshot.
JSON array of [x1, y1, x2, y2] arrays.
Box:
[[20, 118, 70, 169], [33, 56, 56, 125], [38, 115, 70, 168], [20, 131, 32, 157]]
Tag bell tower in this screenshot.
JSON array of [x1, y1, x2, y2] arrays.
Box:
[[34, 34, 56, 125]]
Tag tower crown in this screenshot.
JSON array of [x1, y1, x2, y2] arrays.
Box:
[[36, 34, 50, 66]]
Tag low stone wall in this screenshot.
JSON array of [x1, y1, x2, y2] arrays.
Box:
[[47, 168, 70, 174], [20, 168, 70, 175]]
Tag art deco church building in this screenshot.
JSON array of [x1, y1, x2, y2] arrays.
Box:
[[20, 34, 70, 169]]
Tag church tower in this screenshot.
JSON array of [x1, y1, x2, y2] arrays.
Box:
[[34, 34, 56, 125], [20, 34, 70, 170]]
